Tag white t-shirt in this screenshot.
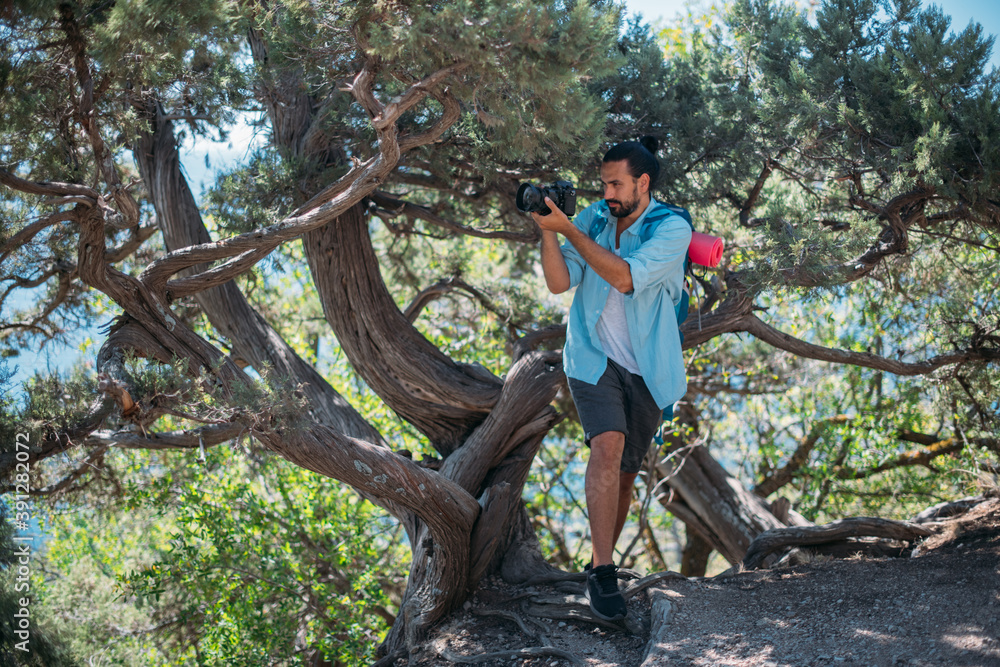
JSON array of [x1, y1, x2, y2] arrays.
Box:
[[595, 246, 640, 374]]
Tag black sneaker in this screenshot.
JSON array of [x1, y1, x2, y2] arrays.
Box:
[[585, 563, 627, 621]]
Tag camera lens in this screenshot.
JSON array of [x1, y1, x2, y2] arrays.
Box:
[[516, 183, 544, 213]]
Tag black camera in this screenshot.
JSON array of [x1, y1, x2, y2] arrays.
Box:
[[515, 180, 577, 217]]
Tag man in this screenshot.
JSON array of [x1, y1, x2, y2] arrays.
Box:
[[534, 137, 691, 621]]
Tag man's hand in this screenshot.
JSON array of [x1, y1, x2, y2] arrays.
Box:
[[536, 197, 573, 294], [535, 196, 635, 294], [531, 198, 574, 235], [534, 195, 633, 293]]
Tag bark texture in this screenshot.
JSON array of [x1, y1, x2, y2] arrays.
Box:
[[133, 105, 385, 445], [304, 209, 502, 455], [679, 528, 714, 578]]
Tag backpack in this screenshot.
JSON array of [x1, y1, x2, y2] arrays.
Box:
[[587, 202, 695, 440]]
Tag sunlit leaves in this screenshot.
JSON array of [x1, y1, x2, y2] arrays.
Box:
[[36, 443, 406, 666]]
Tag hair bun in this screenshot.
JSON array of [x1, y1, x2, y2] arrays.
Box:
[[639, 135, 659, 155]]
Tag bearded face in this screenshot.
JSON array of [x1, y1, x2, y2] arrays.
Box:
[[606, 184, 641, 219], [600, 160, 645, 220]]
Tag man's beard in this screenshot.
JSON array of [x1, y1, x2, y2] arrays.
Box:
[[606, 190, 640, 218]]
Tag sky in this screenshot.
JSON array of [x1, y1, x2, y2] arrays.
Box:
[[622, 0, 1000, 69]]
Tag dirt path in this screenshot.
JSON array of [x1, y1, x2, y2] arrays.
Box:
[[415, 498, 1000, 666]]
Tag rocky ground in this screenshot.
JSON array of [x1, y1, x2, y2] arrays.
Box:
[[411, 496, 1000, 666]]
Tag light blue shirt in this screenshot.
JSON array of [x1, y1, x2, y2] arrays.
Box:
[[561, 198, 692, 409]]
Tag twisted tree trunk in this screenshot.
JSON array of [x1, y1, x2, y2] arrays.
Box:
[[303, 209, 501, 455], [134, 104, 384, 445], [132, 90, 565, 657], [655, 441, 788, 564]]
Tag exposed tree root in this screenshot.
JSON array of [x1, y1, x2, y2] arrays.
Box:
[[519, 570, 585, 586], [522, 593, 646, 634], [773, 538, 909, 567], [471, 608, 544, 641], [912, 494, 992, 523], [438, 646, 586, 665], [520, 564, 642, 587], [622, 571, 687, 601], [741, 517, 934, 570], [370, 648, 406, 667], [551, 581, 584, 595], [640, 587, 678, 666]]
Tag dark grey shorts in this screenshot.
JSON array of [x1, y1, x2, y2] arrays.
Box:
[[567, 359, 663, 474]]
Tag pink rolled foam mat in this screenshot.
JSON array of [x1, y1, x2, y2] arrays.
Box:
[[689, 231, 724, 267]]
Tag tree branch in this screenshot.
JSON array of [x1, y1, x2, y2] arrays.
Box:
[[0, 168, 99, 200], [166, 243, 277, 299], [0, 263, 77, 340], [22, 444, 110, 497], [833, 437, 966, 480], [740, 159, 775, 227], [370, 191, 536, 243], [83, 422, 246, 451], [304, 200, 501, 454], [343, 57, 383, 120], [403, 275, 474, 323], [741, 517, 933, 570], [511, 324, 566, 362], [137, 154, 382, 286], [910, 225, 1000, 252], [141, 48, 439, 287], [261, 420, 480, 633], [0, 320, 173, 479], [133, 104, 387, 445], [59, 5, 140, 229], [396, 87, 462, 152], [402, 275, 523, 334], [439, 350, 562, 494], [106, 224, 160, 263], [679, 285, 755, 349], [753, 423, 991, 495], [754, 415, 851, 497], [772, 186, 935, 288], [369, 65, 466, 131], [742, 314, 979, 375], [0, 211, 77, 264]]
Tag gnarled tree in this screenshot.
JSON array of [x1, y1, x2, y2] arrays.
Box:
[[1, 0, 998, 662]]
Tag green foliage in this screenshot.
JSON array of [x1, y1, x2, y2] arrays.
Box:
[[0, 360, 21, 466], [695, 284, 995, 521], [19, 367, 99, 439], [0, 580, 82, 666], [206, 152, 333, 235], [1, 1, 249, 178], [33, 444, 407, 666], [361, 0, 618, 164], [0, 501, 81, 666]]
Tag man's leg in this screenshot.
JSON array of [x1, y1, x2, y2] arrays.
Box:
[[612, 471, 638, 551], [585, 430, 630, 621], [587, 431, 625, 567]]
